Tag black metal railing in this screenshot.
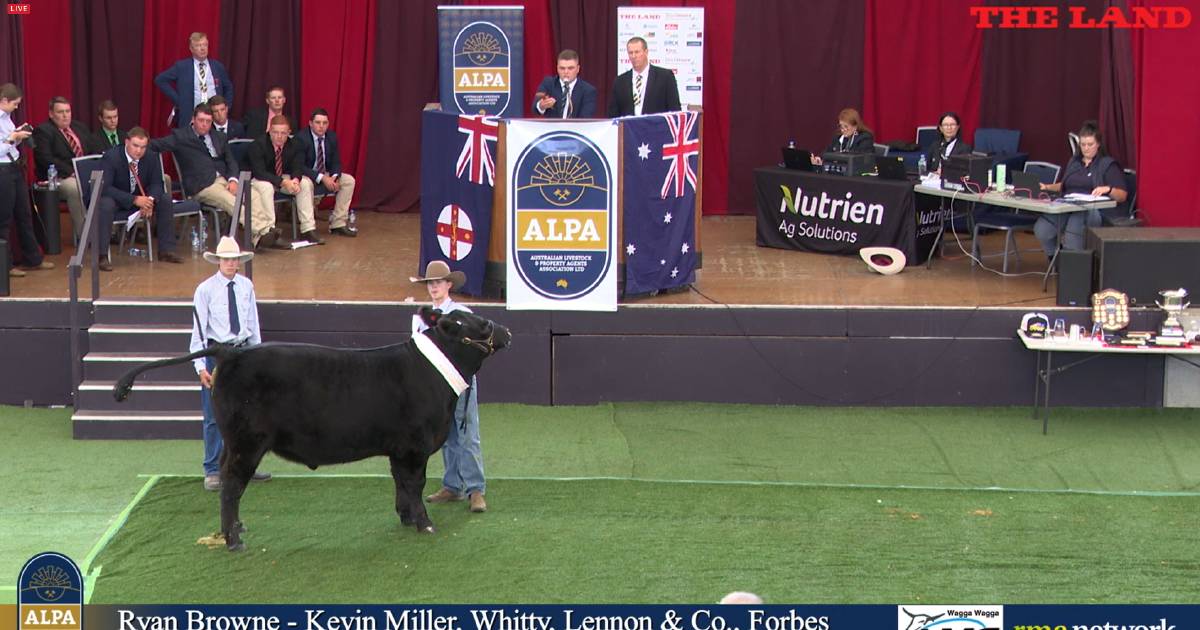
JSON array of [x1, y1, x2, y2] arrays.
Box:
[[67, 169, 105, 410]]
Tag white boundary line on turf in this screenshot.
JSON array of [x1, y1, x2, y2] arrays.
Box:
[[79, 475, 161, 604], [135, 473, 1200, 498]]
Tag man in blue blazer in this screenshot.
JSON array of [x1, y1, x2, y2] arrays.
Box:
[[607, 37, 681, 117], [96, 128, 182, 270], [295, 108, 358, 237], [208, 96, 245, 139], [532, 50, 598, 119], [154, 32, 233, 128]]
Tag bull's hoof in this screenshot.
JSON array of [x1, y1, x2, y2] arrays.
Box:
[[226, 541, 245, 552], [419, 525, 435, 534]]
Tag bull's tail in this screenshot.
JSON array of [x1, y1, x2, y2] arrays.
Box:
[[112, 345, 239, 402]]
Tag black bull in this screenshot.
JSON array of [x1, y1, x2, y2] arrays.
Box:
[[112, 306, 511, 551]]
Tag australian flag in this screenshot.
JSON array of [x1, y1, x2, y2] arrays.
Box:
[[419, 110, 496, 296], [622, 111, 699, 295]]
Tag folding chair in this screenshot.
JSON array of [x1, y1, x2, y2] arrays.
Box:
[[970, 160, 1060, 272], [73, 155, 154, 262], [873, 143, 889, 157], [1103, 168, 1141, 227], [915, 126, 939, 151]]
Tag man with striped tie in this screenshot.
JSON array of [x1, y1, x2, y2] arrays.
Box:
[[33, 96, 92, 242], [246, 115, 323, 248], [154, 32, 234, 129], [606, 37, 682, 118]]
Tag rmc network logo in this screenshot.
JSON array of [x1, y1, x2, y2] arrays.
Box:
[[898, 605, 1002, 630], [970, 5, 1191, 28]]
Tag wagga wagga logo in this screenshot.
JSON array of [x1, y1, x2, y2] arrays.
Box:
[[512, 133, 612, 299], [18, 553, 83, 630], [453, 21, 511, 115]]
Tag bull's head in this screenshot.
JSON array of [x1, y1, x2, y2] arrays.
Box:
[[420, 306, 512, 356]]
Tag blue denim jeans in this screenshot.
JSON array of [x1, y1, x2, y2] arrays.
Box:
[[441, 377, 485, 496], [200, 356, 222, 475]]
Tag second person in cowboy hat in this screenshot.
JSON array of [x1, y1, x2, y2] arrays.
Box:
[[410, 260, 488, 513], [190, 236, 271, 491]]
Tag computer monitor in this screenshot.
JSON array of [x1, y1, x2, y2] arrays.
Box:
[[821, 152, 875, 177], [781, 146, 815, 171], [941, 154, 990, 191], [875, 156, 908, 181]]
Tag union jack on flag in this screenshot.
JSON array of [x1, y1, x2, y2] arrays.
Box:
[[659, 111, 699, 198], [455, 114, 499, 186]]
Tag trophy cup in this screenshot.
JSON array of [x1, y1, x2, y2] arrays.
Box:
[[1155, 288, 1190, 338]]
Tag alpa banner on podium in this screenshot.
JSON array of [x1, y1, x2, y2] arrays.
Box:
[[506, 120, 620, 311], [438, 6, 524, 118]]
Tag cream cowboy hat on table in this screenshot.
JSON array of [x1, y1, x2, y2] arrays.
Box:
[[203, 236, 255, 264], [409, 260, 466, 290]]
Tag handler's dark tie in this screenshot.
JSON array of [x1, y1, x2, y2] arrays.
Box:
[[227, 281, 241, 335]]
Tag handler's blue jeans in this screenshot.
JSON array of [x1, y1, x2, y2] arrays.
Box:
[[442, 377, 485, 496], [200, 356, 222, 475]]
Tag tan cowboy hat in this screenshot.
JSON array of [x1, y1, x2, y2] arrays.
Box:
[[203, 236, 255, 264], [859, 246, 906, 275], [409, 260, 466, 289]]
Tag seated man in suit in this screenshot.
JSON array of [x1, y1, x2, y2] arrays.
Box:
[[532, 49, 597, 119], [95, 127, 183, 270], [208, 96, 245, 139], [88, 100, 125, 154], [243, 87, 289, 140], [247, 115, 322, 247], [150, 103, 277, 249], [154, 32, 233, 128], [295, 108, 357, 237], [607, 37, 681, 117], [32, 96, 92, 242]]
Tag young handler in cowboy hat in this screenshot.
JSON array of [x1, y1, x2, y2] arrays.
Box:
[[411, 260, 488, 513], [190, 236, 271, 490]]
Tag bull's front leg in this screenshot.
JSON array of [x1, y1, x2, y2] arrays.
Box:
[[389, 453, 434, 533]]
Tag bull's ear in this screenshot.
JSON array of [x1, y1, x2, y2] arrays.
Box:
[[437, 314, 463, 335], [418, 306, 441, 328]]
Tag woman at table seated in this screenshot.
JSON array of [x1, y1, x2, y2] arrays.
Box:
[[926, 111, 973, 173], [810, 108, 874, 166], [1033, 120, 1128, 258]]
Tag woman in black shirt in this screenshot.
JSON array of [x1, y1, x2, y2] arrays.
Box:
[[810, 108, 875, 166], [1033, 121, 1128, 257], [925, 111, 973, 173]]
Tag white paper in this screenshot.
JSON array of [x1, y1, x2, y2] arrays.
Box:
[[1063, 193, 1108, 202], [124, 210, 142, 232], [290, 240, 319, 250]]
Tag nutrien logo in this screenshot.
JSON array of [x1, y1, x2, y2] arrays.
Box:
[[970, 5, 1191, 28], [898, 606, 1002, 630], [18, 552, 83, 630]]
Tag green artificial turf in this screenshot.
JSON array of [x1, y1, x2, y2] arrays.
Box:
[[89, 476, 1200, 603], [3, 402, 1199, 604]]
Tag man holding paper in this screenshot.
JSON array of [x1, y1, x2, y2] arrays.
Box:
[[531, 50, 597, 119], [97, 127, 183, 270]]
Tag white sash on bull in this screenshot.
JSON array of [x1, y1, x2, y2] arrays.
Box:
[[413, 332, 470, 396]]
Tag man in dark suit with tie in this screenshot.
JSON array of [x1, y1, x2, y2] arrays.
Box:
[[607, 37, 681, 118], [532, 50, 598, 119], [247, 115, 322, 246], [88, 100, 126, 154], [207, 96, 245, 139], [295, 108, 357, 237], [95, 128, 183, 270], [32, 96, 92, 242], [154, 32, 233, 128], [150, 103, 276, 247]]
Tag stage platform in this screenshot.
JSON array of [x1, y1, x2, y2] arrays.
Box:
[[5, 212, 1060, 308]]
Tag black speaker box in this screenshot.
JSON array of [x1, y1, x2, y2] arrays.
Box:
[[1057, 249, 1095, 306], [1086, 227, 1200, 306]]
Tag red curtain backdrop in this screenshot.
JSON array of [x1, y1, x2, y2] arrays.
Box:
[[71, 0, 146, 131], [1134, 0, 1200, 226], [2, 17, 24, 122], [138, 0, 222, 139], [1098, 0, 1136, 169], [548, 0, 623, 114], [864, 0, 982, 146], [20, 0, 74, 136], [726, 0, 866, 214], [298, 0, 376, 181], [219, 0, 302, 125]]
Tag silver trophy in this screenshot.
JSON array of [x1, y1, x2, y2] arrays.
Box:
[[1156, 288, 1190, 337]]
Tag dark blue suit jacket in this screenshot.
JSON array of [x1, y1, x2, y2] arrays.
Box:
[[154, 57, 234, 127], [606, 64, 681, 117], [215, 119, 246, 140], [294, 128, 345, 181], [100, 145, 169, 211], [149, 126, 239, 196], [532, 76, 598, 118]]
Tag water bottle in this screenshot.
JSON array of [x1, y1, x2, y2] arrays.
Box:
[[127, 246, 145, 258], [47, 164, 58, 189], [348, 209, 357, 231], [917, 155, 927, 177], [198, 214, 209, 246], [190, 227, 203, 257]]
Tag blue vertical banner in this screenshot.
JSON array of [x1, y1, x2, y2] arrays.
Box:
[[419, 110, 497, 296], [438, 5, 524, 118], [622, 112, 700, 295]]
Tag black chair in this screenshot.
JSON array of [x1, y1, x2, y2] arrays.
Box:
[[72, 155, 153, 262], [873, 143, 889, 157], [1103, 168, 1141, 227], [970, 161, 1060, 272], [915, 126, 938, 152]]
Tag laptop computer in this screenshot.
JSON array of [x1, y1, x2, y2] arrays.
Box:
[[781, 146, 815, 171], [875, 155, 908, 181], [1010, 170, 1043, 195]]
